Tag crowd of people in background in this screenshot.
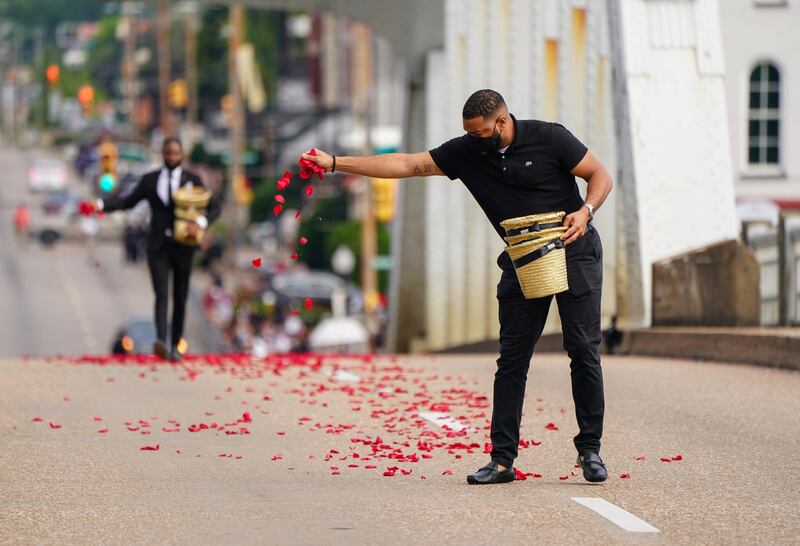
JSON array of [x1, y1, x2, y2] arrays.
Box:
[[202, 273, 311, 356]]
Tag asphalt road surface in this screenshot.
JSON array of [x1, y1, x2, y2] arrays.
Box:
[[1, 352, 798, 545]]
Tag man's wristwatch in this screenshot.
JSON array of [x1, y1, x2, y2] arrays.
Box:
[[582, 202, 595, 220]]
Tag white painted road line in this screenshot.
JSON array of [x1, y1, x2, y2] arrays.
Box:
[[331, 370, 361, 382], [571, 497, 659, 533], [418, 411, 469, 432]]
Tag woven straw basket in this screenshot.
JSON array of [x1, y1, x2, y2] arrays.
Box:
[[172, 186, 211, 246], [500, 211, 566, 237], [502, 211, 569, 299]]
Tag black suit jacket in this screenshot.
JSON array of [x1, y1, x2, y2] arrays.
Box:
[[102, 167, 221, 254]]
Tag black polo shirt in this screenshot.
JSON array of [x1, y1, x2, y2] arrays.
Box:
[[428, 115, 588, 242]]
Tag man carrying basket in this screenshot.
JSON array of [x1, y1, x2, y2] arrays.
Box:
[[90, 137, 220, 362], [300, 89, 614, 485]]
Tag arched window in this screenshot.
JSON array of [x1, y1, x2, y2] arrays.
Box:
[[748, 62, 780, 166]]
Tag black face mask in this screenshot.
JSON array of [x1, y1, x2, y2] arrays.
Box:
[[467, 119, 503, 156]]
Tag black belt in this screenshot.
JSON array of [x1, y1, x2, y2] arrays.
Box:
[[511, 239, 565, 269], [506, 220, 563, 237]]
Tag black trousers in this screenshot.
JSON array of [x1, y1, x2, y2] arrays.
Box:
[[490, 223, 604, 468], [146, 240, 195, 346]]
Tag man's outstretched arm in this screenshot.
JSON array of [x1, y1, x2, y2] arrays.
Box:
[[300, 149, 444, 179]]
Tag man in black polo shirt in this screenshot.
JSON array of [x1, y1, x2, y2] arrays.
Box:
[[300, 89, 614, 485]]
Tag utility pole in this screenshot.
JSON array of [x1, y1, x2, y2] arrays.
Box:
[[156, 0, 172, 136], [122, 1, 137, 137], [184, 4, 199, 142], [352, 23, 378, 320], [10, 26, 19, 145], [228, 3, 245, 255], [34, 26, 44, 135]]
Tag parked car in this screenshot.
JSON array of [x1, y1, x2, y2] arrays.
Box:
[[110, 316, 180, 356], [268, 270, 364, 315], [41, 189, 82, 216], [28, 158, 68, 192]]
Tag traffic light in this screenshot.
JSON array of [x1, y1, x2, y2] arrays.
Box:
[[45, 65, 60, 88], [77, 85, 94, 115], [371, 178, 396, 223], [168, 79, 188, 109], [98, 139, 118, 194], [233, 174, 253, 205]]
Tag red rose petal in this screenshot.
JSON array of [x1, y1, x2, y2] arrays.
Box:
[[305, 186, 314, 197], [619, 473, 631, 479], [97, 429, 109, 433], [32, 417, 44, 422], [672, 455, 683, 461], [274, 205, 284, 217], [93, 417, 103, 422], [291, 309, 299, 316], [275, 195, 285, 204], [140, 443, 160, 451], [295, 210, 301, 219], [442, 469, 453, 475], [48, 422, 61, 429], [277, 171, 291, 190], [660, 458, 671, 462], [299, 236, 308, 245], [291, 253, 298, 260], [305, 297, 312, 311], [252, 258, 262, 268], [545, 422, 558, 430]]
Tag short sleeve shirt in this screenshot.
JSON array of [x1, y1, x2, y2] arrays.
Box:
[[428, 115, 588, 241]]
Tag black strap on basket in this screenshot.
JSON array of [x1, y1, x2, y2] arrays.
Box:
[[512, 239, 565, 269], [506, 220, 563, 237]]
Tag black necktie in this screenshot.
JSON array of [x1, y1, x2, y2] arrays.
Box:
[[166, 169, 174, 208]]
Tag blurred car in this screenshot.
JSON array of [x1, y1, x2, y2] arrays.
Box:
[[73, 143, 97, 179], [28, 158, 68, 192], [41, 189, 82, 216], [308, 317, 369, 354], [268, 270, 363, 315], [110, 317, 184, 356]]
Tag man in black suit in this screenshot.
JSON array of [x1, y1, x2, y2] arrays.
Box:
[[95, 137, 221, 361]]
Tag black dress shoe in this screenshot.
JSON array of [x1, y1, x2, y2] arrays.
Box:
[[577, 451, 608, 483], [153, 340, 169, 360], [466, 461, 516, 485], [169, 346, 183, 363]]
